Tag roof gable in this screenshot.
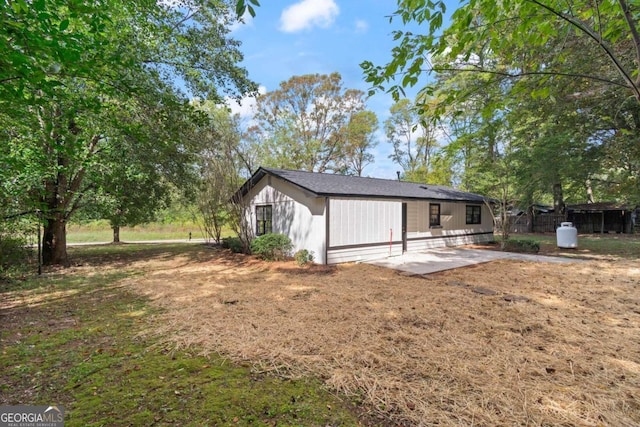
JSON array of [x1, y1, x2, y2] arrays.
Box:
[[236, 167, 489, 203]]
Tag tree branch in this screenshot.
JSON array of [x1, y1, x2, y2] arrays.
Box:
[[617, 0, 640, 86], [0, 76, 22, 84], [525, 0, 640, 101], [431, 66, 631, 88]]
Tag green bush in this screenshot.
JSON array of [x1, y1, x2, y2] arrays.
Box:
[[221, 237, 244, 253], [294, 249, 315, 266], [250, 233, 292, 261], [503, 238, 540, 253], [0, 235, 33, 278]]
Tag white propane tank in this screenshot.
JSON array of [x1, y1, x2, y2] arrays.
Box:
[[556, 222, 578, 248]]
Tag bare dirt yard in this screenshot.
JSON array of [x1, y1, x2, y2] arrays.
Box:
[[119, 246, 640, 426]]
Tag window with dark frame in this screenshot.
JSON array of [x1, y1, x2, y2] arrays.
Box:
[[429, 203, 441, 227], [466, 205, 482, 224], [256, 205, 272, 235]]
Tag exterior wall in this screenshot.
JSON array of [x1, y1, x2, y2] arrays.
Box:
[[327, 243, 403, 264], [244, 175, 327, 264], [406, 232, 493, 252], [405, 200, 494, 251], [243, 176, 493, 264], [327, 198, 403, 264]]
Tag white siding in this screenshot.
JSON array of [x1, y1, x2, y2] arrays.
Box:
[[327, 243, 403, 264], [406, 201, 493, 238], [245, 176, 327, 264], [406, 232, 493, 252], [329, 198, 402, 247], [327, 198, 402, 264], [404, 201, 493, 251]]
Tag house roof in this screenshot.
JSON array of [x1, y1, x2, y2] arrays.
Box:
[[567, 202, 636, 212], [236, 167, 489, 203]]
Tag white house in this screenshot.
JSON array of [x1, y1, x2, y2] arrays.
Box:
[[234, 167, 494, 264]]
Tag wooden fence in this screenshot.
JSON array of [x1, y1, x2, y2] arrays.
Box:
[[498, 214, 566, 234]]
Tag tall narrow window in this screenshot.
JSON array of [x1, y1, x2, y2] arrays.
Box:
[[256, 205, 272, 235], [466, 205, 481, 224], [429, 203, 441, 227]]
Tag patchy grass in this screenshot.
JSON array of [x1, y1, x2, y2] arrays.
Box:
[[0, 247, 362, 426], [513, 233, 640, 259]]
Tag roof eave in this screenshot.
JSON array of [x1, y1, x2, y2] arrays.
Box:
[[234, 167, 321, 201], [314, 192, 490, 203]]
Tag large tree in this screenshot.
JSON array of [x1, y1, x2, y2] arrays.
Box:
[[251, 73, 376, 173], [363, 0, 640, 106], [191, 101, 246, 244], [1, 0, 257, 265], [384, 99, 438, 179], [363, 0, 640, 204], [338, 110, 379, 176]]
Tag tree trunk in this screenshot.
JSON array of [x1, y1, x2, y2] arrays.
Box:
[[42, 214, 68, 266], [527, 204, 534, 233], [113, 225, 120, 243], [586, 180, 595, 203], [553, 182, 565, 215]]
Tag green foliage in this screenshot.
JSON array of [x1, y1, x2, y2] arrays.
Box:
[[0, 234, 33, 278], [0, 0, 112, 103], [0, 213, 36, 279], [365, 0, 640, 104], [386, 99, 435, 175], [503, 238, 540, 253], [191, 102, 245, 244], [235, 0, 261, 18], [364, 0, 640, 209], [336, 110, 379, 176], [1, 0, 257, 264], [294, 249, 315, 266], [250, 233, 292, 261], [222, 237, 244, 253]]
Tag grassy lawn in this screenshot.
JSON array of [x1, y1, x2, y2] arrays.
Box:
[[511, 232, 640, 258], [66, 222, 234, 243], [0, 244, 362, 426]]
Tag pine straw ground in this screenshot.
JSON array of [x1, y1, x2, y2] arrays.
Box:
[[125, 247, 640, 427]]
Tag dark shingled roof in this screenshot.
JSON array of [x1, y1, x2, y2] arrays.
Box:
[[236, 167, 488, 203]]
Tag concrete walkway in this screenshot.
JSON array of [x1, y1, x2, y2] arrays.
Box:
[[366, 247, 583, 275]]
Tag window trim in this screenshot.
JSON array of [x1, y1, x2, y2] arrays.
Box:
[[429, 203, 441, 227], [255, 205, 273, 236], [466, 205, 482, 225]]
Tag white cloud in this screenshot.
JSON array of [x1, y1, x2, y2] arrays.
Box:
[[279, 0, 339, 33], [354, 19, 368, 33], [225, 85, 267, 118]]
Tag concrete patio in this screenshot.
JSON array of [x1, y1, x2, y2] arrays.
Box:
[[366, 247, 583, 275]]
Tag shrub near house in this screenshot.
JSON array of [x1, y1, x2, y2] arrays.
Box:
[[250, 233, 292, 261]]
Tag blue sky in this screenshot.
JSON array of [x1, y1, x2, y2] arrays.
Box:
[[228, 0, 431, 179]]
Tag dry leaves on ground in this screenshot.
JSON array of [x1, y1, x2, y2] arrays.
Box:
[[123, 248, 640, 426]]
